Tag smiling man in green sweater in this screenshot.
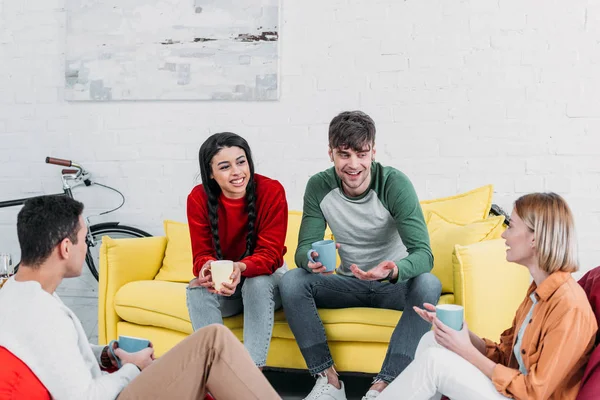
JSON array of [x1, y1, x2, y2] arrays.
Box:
[[280, 110, 441, 400]]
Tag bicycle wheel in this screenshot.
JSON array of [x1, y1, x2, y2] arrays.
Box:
[[86, 223, 152, 281]]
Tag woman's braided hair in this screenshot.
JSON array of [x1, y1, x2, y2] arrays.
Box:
[[198, 132, 256, 259]]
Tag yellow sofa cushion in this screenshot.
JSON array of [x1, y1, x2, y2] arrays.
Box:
[[114, 280, 244, 334], [420, 184, 493, 224], [453, 239, 531, 339], [113, 279, 454, 343], [154, 220, 195, 283], [427, 211, 505, 294], [98, 236, 167, 344]]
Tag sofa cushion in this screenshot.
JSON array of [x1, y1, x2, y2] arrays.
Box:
[[452, 239, 531, 339], [154, 220, 195, 283], [114, 279, 454, 343], [115, 280, 193, 334], [427, 211, 505, 294], [420, 184, 493, 224]]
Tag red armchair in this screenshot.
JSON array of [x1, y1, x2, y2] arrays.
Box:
[[577, 266, 600, 400], [0, 347, 51, 399]]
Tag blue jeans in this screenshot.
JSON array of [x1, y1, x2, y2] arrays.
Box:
[[186, 265, 286, 367], [279, 268, 442, 382]]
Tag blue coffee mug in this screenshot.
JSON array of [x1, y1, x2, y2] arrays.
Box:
[[436, 304, 464, 331], [108, 335, 150, 368], [307, 240, 337, 272]]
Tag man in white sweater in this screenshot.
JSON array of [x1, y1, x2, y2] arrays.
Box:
[[0, 195, 280, 400]]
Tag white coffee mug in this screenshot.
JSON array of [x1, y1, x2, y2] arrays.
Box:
[[202, 260, 234, 292]]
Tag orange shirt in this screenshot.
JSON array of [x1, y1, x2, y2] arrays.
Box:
[[484, 271, 597, 400]]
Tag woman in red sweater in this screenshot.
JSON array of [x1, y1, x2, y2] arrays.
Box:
[[186, 132, 288, 368]]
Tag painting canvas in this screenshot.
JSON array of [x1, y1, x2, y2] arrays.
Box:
[[65, 0, 280, 101]]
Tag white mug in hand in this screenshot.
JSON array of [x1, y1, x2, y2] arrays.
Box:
[[203, 260, 234, 292]]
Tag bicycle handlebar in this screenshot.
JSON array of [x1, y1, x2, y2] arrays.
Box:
[[46, 157, 72, 167]]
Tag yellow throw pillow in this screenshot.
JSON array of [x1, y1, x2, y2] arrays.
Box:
[[154, 220, 195, 282], [427, 211, 505, 294], [453, 239, 531, 340], [420, 185, 493, 224]]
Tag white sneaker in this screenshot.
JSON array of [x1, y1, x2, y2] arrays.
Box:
[[303, 375, 347, 400], [362, 389, 380, 400]]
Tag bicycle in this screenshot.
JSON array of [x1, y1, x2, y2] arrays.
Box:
[[0, 157, 152, 281]]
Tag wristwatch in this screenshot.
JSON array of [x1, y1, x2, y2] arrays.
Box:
[[100, 346, 113, 369], [387, 267, 399, 284]]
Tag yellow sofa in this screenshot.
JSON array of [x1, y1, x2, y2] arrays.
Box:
[[98, 185, 530, 374]]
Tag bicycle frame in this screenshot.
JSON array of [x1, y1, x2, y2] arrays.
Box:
[[0, 159, 85, 209], [0, 192, 68, 209], [1, 157, 153, 280], [0, 161, 105, 252]]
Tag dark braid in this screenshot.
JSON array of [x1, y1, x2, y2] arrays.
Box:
[[197, 132, 257, 261], [242, 178, 257, 258], [207, 189, 223, 260]]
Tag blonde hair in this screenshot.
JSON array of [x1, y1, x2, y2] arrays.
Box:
[[514, 192, 578, 273]]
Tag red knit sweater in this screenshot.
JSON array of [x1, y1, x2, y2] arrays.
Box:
[[187, 174, 288, 278]]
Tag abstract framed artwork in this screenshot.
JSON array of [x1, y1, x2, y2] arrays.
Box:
[[65, 0, 280, 101]]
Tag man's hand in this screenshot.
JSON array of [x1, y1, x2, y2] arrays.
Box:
[[350, 260, 397, 281], [307, 243, 340, 275], [219, 262, 244, 296], [115, 346, 155, 371]]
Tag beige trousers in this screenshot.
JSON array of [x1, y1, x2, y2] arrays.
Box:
[[118, 324, 281, 400]]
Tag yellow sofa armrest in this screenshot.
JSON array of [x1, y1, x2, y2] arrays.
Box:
[[98, 236, 167, 344], [452, 239, 531, 340]]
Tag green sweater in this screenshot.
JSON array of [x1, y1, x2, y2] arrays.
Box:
[[295, 162, 433, 281]]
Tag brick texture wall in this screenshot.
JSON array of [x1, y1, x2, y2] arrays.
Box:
[[1, 0, 600, 275]]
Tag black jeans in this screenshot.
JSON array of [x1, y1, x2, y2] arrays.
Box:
[[279, 268, 442, 382]]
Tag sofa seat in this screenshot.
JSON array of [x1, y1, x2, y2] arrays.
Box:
[[114, 279, 455, 344]]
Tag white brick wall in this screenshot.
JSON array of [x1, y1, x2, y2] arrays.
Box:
[[1, 0, 600, 276]]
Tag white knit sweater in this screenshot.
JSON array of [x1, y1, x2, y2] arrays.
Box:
[[0, 277, 139, 399]]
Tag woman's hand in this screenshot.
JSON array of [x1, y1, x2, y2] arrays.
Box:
[[219, 262, 244, 296], [432, 316, 474, 359], [413, 303, 437, 324], [189, 260, 217, 293]]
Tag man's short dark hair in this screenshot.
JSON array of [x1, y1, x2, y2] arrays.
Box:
[[17, 195, 84, 267], [328, 110, 376, 151]]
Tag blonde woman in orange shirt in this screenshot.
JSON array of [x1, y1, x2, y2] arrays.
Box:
[[377, 192, 597, 400]]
